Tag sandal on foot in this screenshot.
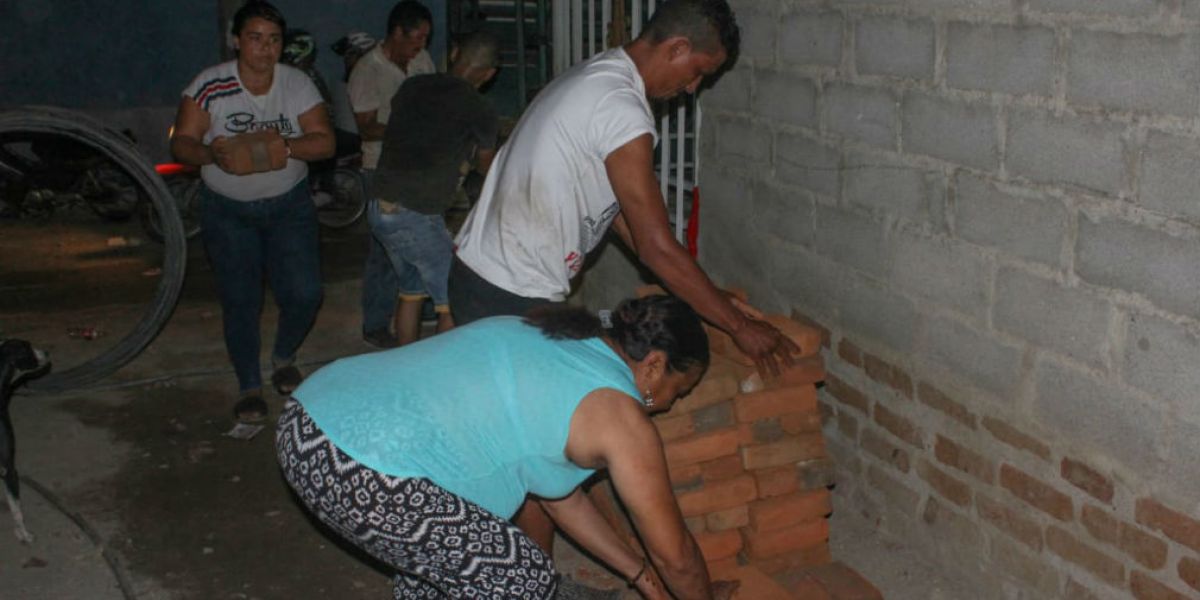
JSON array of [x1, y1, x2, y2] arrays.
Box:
[[271, 365, 303, 395], [233, 393, 268, 424]]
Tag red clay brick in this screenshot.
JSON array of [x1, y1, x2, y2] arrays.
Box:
[[794, 562, 884, 600], [861, 427, 910, 474], [786, 578, 834, 600], [1000, 464, 1073, 521], [753, 465, 800, 499], [741, 435, 826, 470], [724, 565, 795, 600], [677, 474, 758, 517], [873, 403, 924, 448], [780, 410, 822, 434], [1178, 556, 1200, 593], [976, 494, 1043, 551], [1081, 505, 1167, 570], [665, 427, 744, 467], [934, 435, 995, 483], [789, 309, 831, 349], [653, 412, 694, 442], [1130, 570, 1191, 600], [700, 454, 746, 482], [917, 458, 972, 507], [1062, 457, 1114, 504], [755, 544, 832, 575], [862, 352, 914, 398], [675, 373, 740, 414], [734, 386, 818, 423], [692, 400, 737, 433], [747, 490, 832, 530], [916, 382, 976, 429], [705, 505, 750, 532], [742, 518, 829, 559], [837, 338, 863, 368], [982, 416, 1051, 461], [1135, 497, 1200, 554], [684, 515, 707, 534], [768, 355, 826, 389], [668, 463, 702, 487], [693, 528, 743, 562], [764, 314, 824, 359], [1046, 525, 1125, 585], [706, 556, 741, 580], [824, 374, 870, 414]]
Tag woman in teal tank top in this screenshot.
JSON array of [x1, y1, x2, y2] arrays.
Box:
[[276, 295, 735, 599]]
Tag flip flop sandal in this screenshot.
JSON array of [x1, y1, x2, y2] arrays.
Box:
[[271, 365, 303, 396], [233, 393, 268, 424]]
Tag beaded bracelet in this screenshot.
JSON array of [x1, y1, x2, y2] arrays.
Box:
[[626, 558, 648, 588]]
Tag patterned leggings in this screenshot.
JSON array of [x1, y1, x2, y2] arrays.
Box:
[[276, 400, 559, 599]]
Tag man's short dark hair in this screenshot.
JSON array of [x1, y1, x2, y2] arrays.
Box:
[[388, 1, 433, 37], [232, 1, 287, 37], [641, 0, 739, 62]]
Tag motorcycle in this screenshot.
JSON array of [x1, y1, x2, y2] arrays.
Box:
[[0, 130, 143, 222]]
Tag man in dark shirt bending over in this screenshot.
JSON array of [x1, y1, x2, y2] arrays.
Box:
[[369, 31, 500, 345]]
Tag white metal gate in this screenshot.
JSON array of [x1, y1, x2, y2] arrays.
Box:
[[549, 0, 700, 247]]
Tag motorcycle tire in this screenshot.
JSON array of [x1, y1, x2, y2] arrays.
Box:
[[315, 167, 366, 229], [0, 106, 187, 393]]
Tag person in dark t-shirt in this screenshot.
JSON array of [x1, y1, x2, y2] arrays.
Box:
[[370, 31, 500, 345]]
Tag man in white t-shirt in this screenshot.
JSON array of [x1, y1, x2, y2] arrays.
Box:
[[452, 0, 799, 554], [347, 0, 437, 348]]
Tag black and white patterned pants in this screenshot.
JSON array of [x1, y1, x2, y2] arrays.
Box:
[[276, 400, 559, 599]]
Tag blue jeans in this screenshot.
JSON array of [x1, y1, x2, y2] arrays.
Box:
[[368, 200, 453, 308], [201, 181, 323, 393], [360, 170, 401, 334]]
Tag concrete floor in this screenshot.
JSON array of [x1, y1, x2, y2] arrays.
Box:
[[0, 212, 958, 599]]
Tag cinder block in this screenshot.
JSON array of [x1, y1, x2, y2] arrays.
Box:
[[1162, 419, 1200, 513], [773, 247, 845, 323], [1006, 108, 1127, 195], [838, 274, 921, 354], [753, 182, 816, 248], [1076, 216, 1200, 320], [754, 70, 817, 128], [1029, 0, 1157, 16], [703, 66, 752, 113], [953, 172, 1067, 267], [738, 11, 776, 63], [814, 205, 890, 279], [891, 231, 989, 320], [993, 266, 1111, 368], [774, 133, 840, 197], [855, 15, 934, 80], [823, 83, 898, 148], [1140, 131, 1200, 222], [844, 152, 941, 222], [1068, 30, 1200, 117], [714, 116, 773, 172], [779, 11, 844, 68], [946, 21, 1055, 96], [919, 315, 1023, 400], [901, 92, 998, 170]]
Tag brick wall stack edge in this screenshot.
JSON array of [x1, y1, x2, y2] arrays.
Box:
[[582, 286, 881, 599]]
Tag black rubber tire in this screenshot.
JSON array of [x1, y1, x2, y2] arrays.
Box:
[[0, 106, 187, 393], [140, 176, 203, 243]]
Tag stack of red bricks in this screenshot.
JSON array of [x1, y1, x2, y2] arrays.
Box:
[[584, 288, 880, 599]]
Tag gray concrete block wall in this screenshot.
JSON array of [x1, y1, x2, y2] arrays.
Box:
[[681, 0, 1200, 596]]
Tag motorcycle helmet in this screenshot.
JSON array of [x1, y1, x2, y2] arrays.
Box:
[[282, 29, 316, 66], [331, 31, 376, 58]]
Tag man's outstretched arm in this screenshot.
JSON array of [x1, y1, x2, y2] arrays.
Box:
[[605, 133, 797, 374]]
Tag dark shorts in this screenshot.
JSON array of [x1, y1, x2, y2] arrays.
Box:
[[447, 256, 560, 325]]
